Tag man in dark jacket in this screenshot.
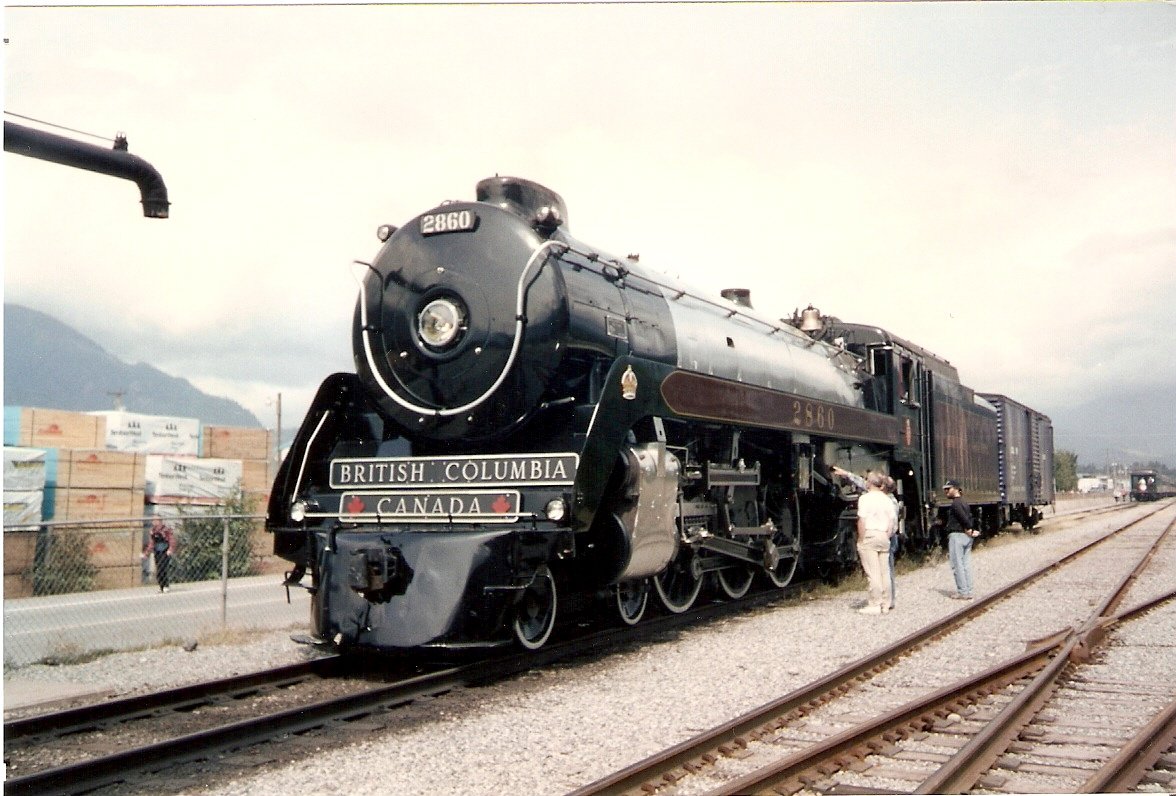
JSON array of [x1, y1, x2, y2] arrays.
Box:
[[942, 480, 979, 599]]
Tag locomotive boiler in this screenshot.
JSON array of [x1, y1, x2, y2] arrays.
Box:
[[267, 176, 1052, 653]]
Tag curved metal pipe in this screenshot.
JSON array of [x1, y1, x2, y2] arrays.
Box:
[[4, 121, 170, 218]]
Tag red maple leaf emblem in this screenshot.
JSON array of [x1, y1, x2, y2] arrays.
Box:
[[491, 494, 512, 514], [346, 496, 366, 514]]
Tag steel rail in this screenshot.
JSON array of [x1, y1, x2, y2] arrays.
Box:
[[705, 644, 1058, 796], [3, 660, 473, 796], [915, 513, 1176, 794], [567, 502, 1170, 796], [711, 511, 1176, 796], [1080, 695, 1176, 792], [4, 550, 797, 752], [709, 585, 1176, 796], [3, 581, 801, 796], [8, 502, 1158, 796], [4, 655, 347, 742]]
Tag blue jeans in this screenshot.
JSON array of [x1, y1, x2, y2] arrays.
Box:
[[888, 534, 900, 608], [948, 532, 974, 597]]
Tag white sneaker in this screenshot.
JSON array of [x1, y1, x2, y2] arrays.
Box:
[[161, 586, 170, 593], [857, 604, 883, 615]]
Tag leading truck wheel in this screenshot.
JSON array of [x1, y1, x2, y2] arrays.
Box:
[[513, 568, 557, 650]]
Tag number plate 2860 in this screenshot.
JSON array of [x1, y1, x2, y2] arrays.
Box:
[[420, 209, 478, 236]]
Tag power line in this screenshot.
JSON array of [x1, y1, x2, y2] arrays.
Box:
[[6, 0, 906, 8], [2, 111, 113, 143]]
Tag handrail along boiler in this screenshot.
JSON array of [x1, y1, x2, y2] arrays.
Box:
[[268, 177, 1054, 652]]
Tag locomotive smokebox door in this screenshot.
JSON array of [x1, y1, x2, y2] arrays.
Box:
[[354, 177, 570, 442]]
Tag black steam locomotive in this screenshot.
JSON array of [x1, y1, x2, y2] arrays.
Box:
[[268, 176, 1054, 652]]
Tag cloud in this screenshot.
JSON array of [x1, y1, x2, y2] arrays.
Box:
[[5, 3, 1175, 463]]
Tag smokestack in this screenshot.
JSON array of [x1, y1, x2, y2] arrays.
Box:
[[4, 121, 170, 218], [721, 288, 753, 309]]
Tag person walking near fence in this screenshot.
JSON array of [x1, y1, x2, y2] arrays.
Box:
[[143, 516, 176, 593]]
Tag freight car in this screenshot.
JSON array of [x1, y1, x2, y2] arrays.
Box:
[[976, 394, 1054, 529], [268, 176, 1054, 653]]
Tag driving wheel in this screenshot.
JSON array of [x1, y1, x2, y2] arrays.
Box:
[[653, 551, 704, 613], [615, 579, 649, 626], [513, 567, 557, 649], [765, 508, 801, 588], [717, 564, 755, 599]]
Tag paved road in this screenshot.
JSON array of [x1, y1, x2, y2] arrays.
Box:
[[3, 574, 312, 668]]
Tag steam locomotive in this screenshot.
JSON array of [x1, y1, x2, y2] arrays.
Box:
[[267, 176, 1054, 653]]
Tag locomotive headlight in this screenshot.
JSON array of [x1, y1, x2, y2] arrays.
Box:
[[290, 500, 309, 523], [418, 298, 467, 349], [544, 498, 568, 523]]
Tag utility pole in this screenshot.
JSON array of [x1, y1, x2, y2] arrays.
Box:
[[275, 392, 282, 467], [266, 392, 283, 484]]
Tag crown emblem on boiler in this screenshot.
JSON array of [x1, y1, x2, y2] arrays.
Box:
[[621, 365, 638, 400]]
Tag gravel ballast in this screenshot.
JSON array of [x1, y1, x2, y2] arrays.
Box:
[[6, 496, 1169, 796]]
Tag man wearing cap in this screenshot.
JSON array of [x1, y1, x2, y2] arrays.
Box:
[[942, 479, 979, 600], [855, 472, 895, 615]]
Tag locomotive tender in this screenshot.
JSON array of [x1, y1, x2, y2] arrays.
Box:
[[268, 176, 1054, 652]]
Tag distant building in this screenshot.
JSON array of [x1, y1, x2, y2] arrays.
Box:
[[1077, 475, 1113, 493]]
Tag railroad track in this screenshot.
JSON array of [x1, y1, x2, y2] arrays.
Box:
[[5, 655, 353, 743], [2, 575, 803, 796], [570, 501, 1176, 795], [3, 499, 1144, 795]]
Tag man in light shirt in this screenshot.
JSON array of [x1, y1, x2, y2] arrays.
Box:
[[855, 472, 896, 615]]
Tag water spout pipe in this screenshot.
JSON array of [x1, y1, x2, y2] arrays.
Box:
[[4, 121, 170, 218]]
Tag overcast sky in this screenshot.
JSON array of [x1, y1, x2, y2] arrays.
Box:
[[4, 2, 1175, 467]]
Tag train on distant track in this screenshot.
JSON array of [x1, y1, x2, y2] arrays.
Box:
[[267, 176, 1055, 653], [1129, 470, 1176, 501]]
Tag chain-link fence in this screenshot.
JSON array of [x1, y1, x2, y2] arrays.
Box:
[[3, 512, 312, 669]]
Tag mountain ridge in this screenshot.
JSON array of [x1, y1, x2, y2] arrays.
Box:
[[4, 303, 1171, 468], [3, 303, 262, 428]]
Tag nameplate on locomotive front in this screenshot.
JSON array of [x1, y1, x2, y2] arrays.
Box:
[[339, 490, 521, 523], [330, 453, 579, 490]]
